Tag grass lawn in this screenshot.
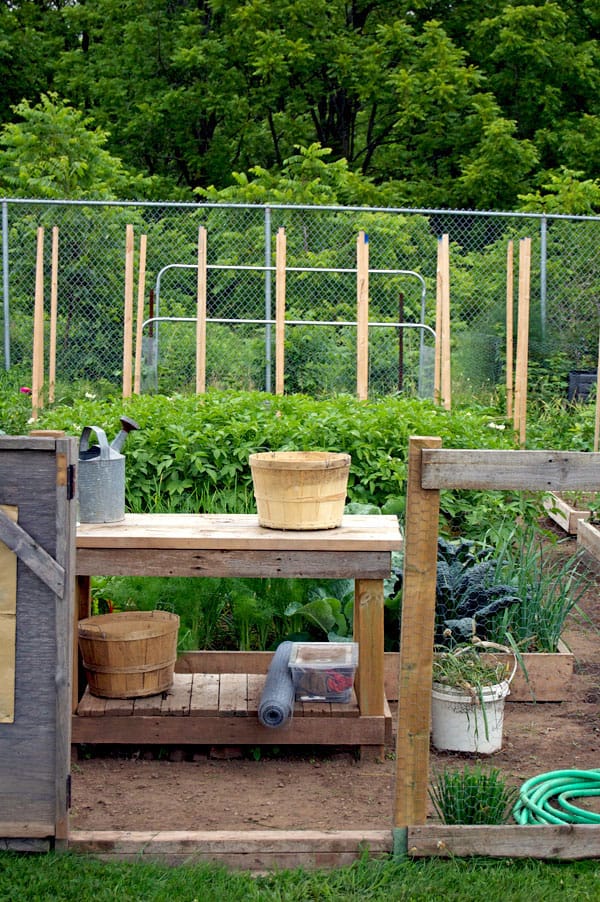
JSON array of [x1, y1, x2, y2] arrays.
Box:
[[1, 853, 599, 901]]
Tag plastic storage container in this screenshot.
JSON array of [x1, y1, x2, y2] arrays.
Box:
[[288, 642, 358, 703]]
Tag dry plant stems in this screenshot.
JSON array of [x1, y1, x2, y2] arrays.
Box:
[[429, 766, 518, 825], [432, 646, 510, 699]]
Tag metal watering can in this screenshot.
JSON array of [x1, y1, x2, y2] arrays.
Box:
[[78, 416, 140, 523]]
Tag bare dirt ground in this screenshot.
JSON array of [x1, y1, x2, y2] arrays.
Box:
[[70, 524, 600, 832]]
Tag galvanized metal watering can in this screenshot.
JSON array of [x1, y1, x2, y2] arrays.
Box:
[[78, 416, 140, 523]]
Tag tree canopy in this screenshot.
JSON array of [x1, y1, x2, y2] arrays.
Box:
[[1, 0, 599, 211]]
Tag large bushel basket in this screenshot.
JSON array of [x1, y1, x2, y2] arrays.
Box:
[[78, 610, 179, 699], [249, 451, 351, 530]]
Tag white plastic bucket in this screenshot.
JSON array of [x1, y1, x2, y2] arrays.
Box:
[[431, 679, 511, 755]]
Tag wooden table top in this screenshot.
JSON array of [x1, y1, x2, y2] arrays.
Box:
[[76, 513, 403, 553]]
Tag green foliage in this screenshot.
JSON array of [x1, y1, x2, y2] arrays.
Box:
[[0, 94, 161, 200], [32, 390, 520, 525], [429, 766, 518, 826]]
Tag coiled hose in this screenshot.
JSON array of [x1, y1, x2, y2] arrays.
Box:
[[514, 770, 600, 824]]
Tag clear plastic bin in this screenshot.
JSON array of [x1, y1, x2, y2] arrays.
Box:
[[289, 642, 358, 703]]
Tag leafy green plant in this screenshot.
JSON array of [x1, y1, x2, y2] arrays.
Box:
[[285, 582, 355, 641], [429, 766, 518, 825], [485, 526, 590, 652]]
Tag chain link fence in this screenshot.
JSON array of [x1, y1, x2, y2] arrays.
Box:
[[2, 199, 599, 401]]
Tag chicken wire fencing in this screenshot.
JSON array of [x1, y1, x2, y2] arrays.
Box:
[[1, 199, 600, 401]]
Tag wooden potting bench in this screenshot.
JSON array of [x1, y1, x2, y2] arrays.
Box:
[[72, 513, 402, 754]]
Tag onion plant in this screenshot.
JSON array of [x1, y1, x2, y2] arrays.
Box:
[[429, 765, 518, 825]]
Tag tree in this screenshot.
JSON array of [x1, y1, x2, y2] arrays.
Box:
[[0, 94, 162, 199]]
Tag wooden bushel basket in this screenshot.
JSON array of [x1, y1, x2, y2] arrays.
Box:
[[249, 451, 351, 530], [78, 610, 179, 698]]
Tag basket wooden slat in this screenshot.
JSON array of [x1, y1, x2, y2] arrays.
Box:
[[250, 451, 350, 530], [78, 611, 179, 699]]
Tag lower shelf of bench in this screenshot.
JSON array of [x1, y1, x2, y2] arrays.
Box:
[[72, 673, 392, 747]]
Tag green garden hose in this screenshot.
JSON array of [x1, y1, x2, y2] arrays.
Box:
[[513, 770, 600, 825]]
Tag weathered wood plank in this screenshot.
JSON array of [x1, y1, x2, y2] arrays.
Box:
[[218, 673, 248, 716], [76, 513, 402, 552], [133, 693, 163, 715], [75, 548, 394, 579], [177, 651, 273, 675], [408, 825, 600, 860], [422, 449, 600, 491], [103, 698, 135, 716], [0, 506, 17, 724], [0, 506, 65, 595], [71, 713, 388, 746], [190, 673, 220, 715], [246, 674, 264, 713], [355, 578, 384, 717], [69, 828, 392, 869], [395, 437, 441, 828], [161, 673, 192, 716]]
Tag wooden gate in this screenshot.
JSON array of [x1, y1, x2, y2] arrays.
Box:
[[0, 435, 76, 850]]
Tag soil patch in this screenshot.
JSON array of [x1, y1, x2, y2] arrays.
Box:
[[70, 525, 600, 832]]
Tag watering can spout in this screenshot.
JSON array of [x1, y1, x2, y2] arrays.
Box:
[[110, 416, 140, 453]]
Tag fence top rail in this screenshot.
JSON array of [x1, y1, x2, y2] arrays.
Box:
[[421, 447, 600, 491], [2, 197, 600, 223]]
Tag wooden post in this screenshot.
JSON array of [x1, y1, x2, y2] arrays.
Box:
[[356, 230, 369, 400], [514, 238, 531, 446], [31, 227, 45, 420], [275, 227, 286, 395], [122, 224, 135, 398], [48, 227, 59, 404], [133, 234, 147, 395], [196, 226, 207, 394], [439, 234, 451, 410], [394, 436, 441, 828], [505, 240, 514, 421]]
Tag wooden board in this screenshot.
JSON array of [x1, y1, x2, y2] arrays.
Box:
[[408, 825, 600, 860], [0, 506, 17, 723], [422, 449, 600, 492], [76, 513, 402, 552], [69, 828, 392, 869], [544, 493, 591, 534]]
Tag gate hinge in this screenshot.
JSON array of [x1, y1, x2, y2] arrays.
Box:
[[66, 465, 76, 501]]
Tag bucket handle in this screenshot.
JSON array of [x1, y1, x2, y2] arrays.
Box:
[[452, 639, 518, 685], [79, 426, 111, 460]]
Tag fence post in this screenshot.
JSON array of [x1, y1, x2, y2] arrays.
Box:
[[540, 215, 547, 343], [2, 201, 9, 370]]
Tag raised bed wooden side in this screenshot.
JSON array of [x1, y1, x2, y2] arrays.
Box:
[[577, 517, 600, 562], [544, 493, 591, 534]]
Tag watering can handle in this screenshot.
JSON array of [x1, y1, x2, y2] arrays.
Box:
[[79, 426, 111, 460], [454, 640, 518, 685]]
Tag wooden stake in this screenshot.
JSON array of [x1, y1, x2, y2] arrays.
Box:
[[275, 227, 286, 395], [394, 436, 441, 827], [356, 231, 369, 401], [506, 240, 514, 421], [434, 263, 442, 405], [514, 238, 531, 447], [439, 234, 451, 410], [31, 227, 45, 420], [133, 234, 147, 395], [122, 224, 135, 398], [48, 227, 59, 405], [196, 226, 207, 394]]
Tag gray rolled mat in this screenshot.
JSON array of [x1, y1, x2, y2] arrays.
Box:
[[258, 640, 295, 728]]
